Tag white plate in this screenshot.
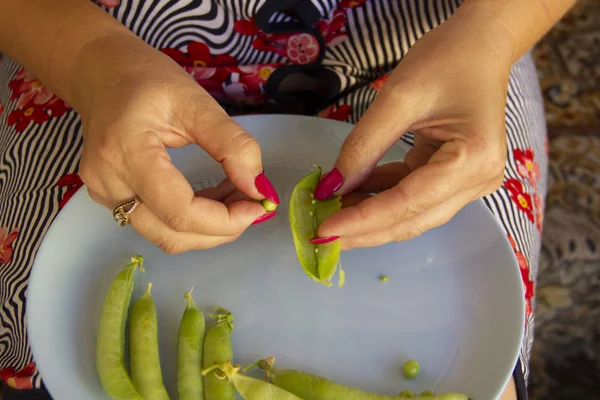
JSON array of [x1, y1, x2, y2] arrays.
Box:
[[27, 115, 524, 400]]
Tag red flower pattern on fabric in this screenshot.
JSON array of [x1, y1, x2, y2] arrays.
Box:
[[235, 19, 323, 63], [234, 18, 261, 36], [319, 104, 351, 121], [315, 9, 347, 46], [7, 102, 50, 133], [371, 75, 390, 92], [338, 0, 367, 8], [505, 178, 535, 223], [161, 41, 237, 68], [221, 64, 281, 103], [57, 174, 84, 209], [286, 33, 320, 64], [14, 69, 54, 107], [507, 234, 534, 316], [46, 97, 71, 118], [0, 227, 18, 265], [0, 100, 4, 116], [7, 70, 72, 132], [514, 148, 540, 188], [0, 362, 36, 390]]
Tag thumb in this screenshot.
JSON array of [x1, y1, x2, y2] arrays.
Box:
[[314, 94, 415, 200], [187, 108, 279, 205]]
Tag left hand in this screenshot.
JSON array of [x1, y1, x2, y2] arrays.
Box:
[[313, 4, 514, 249]]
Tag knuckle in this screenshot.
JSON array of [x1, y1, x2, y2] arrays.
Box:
[[396, 224, 425, 242], [341, 136, 369, 166], [232, 133, 261, 157], [156, 237, 184, 255], [391, 186, 425, 219], [164, 211, 189, 232]]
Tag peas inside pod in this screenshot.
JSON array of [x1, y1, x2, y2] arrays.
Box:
[[289, 167, 343, 287]]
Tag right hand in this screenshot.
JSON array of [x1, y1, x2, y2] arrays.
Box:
[[76, 38, 279, 254]]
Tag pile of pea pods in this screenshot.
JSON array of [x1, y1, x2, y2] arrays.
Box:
[[95, 255, 471, 400]]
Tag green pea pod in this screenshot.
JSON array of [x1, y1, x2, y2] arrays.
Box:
[[204, 361, 304, 400], [203, 308, 236, 400], [259, 358, 470, 400], [177, 291, 206, 400], [129, 282, 170, 400], [96, 255, 144, 400], [289, 167, 342, 286]]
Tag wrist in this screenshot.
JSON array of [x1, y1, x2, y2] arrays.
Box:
[[68, 34, 180, 117], [449, 1, 519, 68]]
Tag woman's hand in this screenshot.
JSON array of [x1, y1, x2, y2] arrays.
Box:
[[77, 37, 278, 254], [313, 3, 516, 249]]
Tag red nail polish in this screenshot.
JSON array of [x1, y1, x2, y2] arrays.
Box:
[[314, 168, 343, 200], [309, 236, 340, 245], [255, 173, 280, 205], [252, 211, 277, 225]]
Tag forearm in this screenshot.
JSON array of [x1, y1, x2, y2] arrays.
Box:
[[456, 0, 576, 64], [0, 0, 152, 113]]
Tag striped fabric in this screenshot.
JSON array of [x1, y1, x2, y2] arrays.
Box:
[[0, 0, 544, 396]]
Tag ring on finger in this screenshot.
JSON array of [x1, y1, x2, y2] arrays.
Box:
[[112, 196, 143, 227]]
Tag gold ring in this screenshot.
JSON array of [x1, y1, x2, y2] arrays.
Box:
[[112, 197, 142, 227]]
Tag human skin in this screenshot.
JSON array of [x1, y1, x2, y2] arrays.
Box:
[[0, 2, 574, 396]]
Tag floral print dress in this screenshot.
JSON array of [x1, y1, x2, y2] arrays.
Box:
[[0, 0, 546, 398]]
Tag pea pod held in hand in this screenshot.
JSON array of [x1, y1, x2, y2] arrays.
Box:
[[203, 361, 304, 400], [289, 167, 342, 286], [177, 291, 206, 400], [96, 255, 144, 400], [258, 358, 470, 400], [203, 308, 236, 400], [129, 282, 170, 400]]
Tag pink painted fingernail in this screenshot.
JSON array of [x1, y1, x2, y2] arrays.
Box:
[[255, 172, 280, 205], [314, 168, 343, 200], [252, 211, 277, 225], [309, 236, 340, 245]]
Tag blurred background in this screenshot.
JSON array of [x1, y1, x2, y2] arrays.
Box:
[[528, 0, 600, 399]]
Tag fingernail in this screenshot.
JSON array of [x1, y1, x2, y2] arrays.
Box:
[[309, 236, 340, 245], [252, 211, 277, 225], [255, 172, 280, 205], [314, 168, 343, 200]]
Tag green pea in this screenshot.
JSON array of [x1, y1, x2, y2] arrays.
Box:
[[403, 360, 420, 379], [258, 358, 469, 400], [203, 361, 303, 399], [420, 391, 435, 396], [398, 391, 415, 397], [96, 255, 144, 400], [177, 291, 205, 400], [289, 167, 342, 286], [262, 199, 278, 211], [379, 275, 390, 282], [129, 282, 170, 400], [203, 308, 236, 400]]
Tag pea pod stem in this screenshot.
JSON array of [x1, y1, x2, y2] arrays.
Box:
[[96, 255, 144, 400], [203, 308, 236, 400], [207, 362, 304, 400], [177, 290, 206, 400]]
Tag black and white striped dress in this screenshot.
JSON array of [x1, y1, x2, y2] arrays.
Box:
[[0, 0, 545, 397]]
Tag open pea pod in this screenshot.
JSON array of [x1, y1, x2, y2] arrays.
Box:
[[289, 167, 342, 286]]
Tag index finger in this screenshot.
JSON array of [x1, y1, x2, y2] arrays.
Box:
[[317, 141, 472, 237], [124, 137, 265, 236]]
